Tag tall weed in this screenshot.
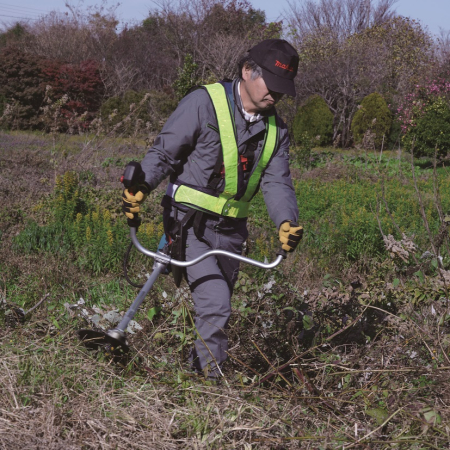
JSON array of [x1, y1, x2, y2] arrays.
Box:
[[14, 171, 163, 275]]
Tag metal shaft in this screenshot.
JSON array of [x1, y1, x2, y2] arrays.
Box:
[[115, 259, 168, 333]]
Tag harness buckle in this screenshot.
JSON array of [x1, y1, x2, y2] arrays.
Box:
[[240, 155, 249, 172]]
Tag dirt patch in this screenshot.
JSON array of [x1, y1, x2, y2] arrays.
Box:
[[0, 134, 54, 202], [299, 162, 354, 182], [0, 132, 151, 232]]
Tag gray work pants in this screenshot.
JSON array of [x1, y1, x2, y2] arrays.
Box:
[[164, 208, 248, 378]]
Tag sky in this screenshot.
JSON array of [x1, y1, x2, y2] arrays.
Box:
[[0, 0, 449, 36]]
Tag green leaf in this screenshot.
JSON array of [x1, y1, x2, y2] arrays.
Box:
[[366, 407, 389, 425], [171, 309, 182, 324], [147, 306, 162, 322], [422, 407, 442, 425], [303, 314, 314, 330], [414, 270, 425, 283], [439, 314, 450, 326], [351, 390, 364, 399], [51, 317, 60, 330], [393, 278, 400, 288]]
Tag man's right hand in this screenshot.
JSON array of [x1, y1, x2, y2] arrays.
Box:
[[122, 185, 149, 220]]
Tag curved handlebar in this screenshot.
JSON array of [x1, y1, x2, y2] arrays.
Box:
[[130, 228, 285, 270]]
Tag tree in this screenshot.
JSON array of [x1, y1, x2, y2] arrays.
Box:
[[435, 29, 450, 78], [373, 17, 434, 98], [397, 79, 450, 157], [286, 0, 432, 147], [293, 27, 388, 146], [412, 100, 450, 158], [0, 23, 29, 48], [104, 15, 179, 96], [145, 0, 279, 82], [25, 5, 119, 64], [0, 47, 46, 129], [1, 0, 280, 104], [173, 54, 199, 100], [286, 0, 397, 42]]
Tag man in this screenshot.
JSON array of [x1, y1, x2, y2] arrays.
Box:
[[122, 39, 303, 379]]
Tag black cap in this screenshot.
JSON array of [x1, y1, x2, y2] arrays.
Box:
[[248, 39, 299, 97]]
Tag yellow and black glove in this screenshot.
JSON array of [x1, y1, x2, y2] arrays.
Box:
[[279, 221, 303, 252], [122, 184, 150, 221]]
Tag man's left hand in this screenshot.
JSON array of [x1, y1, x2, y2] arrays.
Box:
[[279, 221, 303, 252]]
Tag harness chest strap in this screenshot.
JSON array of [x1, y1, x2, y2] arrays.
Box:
[[173, 82, 278, 219]]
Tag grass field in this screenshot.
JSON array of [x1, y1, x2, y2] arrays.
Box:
[[1, 130, 450, 449]]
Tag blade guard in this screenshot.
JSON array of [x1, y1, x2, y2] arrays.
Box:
[[77, 329, 130, 353]]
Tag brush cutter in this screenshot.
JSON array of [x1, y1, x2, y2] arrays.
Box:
[[77, 162, 290, 355]]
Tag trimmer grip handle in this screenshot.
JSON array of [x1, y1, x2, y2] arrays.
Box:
[[120, 161, 145, 193]]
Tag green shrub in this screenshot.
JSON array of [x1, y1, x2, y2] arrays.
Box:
[[404, 97, 450, 158], [0, 23, 28, 48], [387, 117, 402, 148], [292, 95, 333, 147], [100, 90, 177, 135], [100, 90, 150, 130], [291, 133, 313, 169], [173, 54, 199, 101], [351, 93, 392, 149]]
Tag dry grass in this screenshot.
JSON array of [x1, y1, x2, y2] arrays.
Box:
[[2, 305, 450, 449], [0, 315, 317, 449]]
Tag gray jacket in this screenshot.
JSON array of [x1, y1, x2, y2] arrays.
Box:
[[141, 79, 298, 229]]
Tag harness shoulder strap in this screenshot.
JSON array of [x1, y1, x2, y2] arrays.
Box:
[[220, 80, 235, 119], [206, 81, 235, 189]]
